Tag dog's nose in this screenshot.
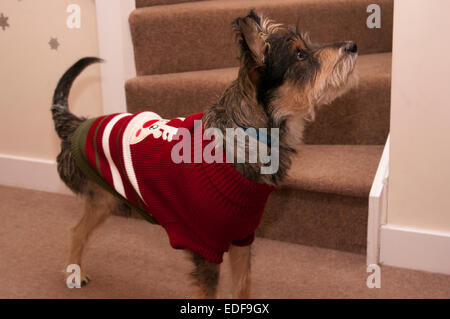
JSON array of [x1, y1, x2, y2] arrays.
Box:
[[345, 42, 358, 54]]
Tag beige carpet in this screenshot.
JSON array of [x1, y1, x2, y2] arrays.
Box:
[[0, 185, 449, 299]]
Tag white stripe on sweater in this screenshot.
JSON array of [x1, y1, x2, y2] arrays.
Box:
[[122, 112, 162, 205], [102, 113, 131, 198]]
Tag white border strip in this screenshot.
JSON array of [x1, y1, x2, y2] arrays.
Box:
[[121, 112, 162, 206], [0, 154, 73, 195], [102, 113, 131, 198], [95, 0, 136, 114], [380, 224, 450, 275], [367, 135, 390, 266]]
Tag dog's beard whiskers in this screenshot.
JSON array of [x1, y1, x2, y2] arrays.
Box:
[[301, 54, 358, 116], [323, 55, 358, 101], [331, 55, 356, 88]]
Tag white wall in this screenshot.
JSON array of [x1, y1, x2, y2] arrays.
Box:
[[0, 1, 104, 194], [0, 0, 103, 161], [0, 0, 136, 194], [382, 0, 450, 274], [388, 0, 450, 232]]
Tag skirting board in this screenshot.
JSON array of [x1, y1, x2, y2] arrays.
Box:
[[380, 224, 450, 275], [0, 154, 73, 196]]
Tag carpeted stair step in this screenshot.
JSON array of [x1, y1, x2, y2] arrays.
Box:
[[285, 145, 383, 198], [125, 0, 392, 254], [129, 0, 393, 75], [136, 0, 209, 8], [257, 144, 383, 254], [126, 52, 391, 145]]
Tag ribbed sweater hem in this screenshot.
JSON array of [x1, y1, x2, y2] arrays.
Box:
[[164, 223, 225, 264]]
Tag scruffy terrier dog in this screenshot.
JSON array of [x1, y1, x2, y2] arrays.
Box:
[[52, 10, 357, 298]]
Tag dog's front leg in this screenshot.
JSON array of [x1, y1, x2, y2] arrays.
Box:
[[188, 251, 220, 299], [229, 244, 252, 299]]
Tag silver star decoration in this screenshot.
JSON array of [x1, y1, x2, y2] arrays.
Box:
[[0, 13, 10, 31], [49, 37, 60, 50]]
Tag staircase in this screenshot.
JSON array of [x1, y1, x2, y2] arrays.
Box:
[[125, 0, 392, 255]]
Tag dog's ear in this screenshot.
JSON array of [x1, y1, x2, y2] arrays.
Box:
[[233, 10, 268, 65]]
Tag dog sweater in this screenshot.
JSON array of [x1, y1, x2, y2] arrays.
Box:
[[71, 111, 274, 264]]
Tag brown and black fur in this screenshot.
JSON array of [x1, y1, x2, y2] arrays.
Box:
[[52, 10, 357, 298]]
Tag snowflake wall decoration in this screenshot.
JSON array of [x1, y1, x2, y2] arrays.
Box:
[[49, 37, 60, 50], [0, 13, 10, 31]]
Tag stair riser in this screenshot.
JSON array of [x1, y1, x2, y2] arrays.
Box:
[[130, 0, 393, 75], [126, 72, 390, 145], [112, 181, 368, 254], [258, 188, 368, 254], [125, 70, 235, 117], [304, 75, 391, 145]]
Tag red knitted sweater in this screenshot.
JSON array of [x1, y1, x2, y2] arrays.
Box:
[[72, 111, 274, 263]]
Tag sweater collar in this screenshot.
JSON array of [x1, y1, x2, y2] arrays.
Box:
[[232, 118, 272, 147]]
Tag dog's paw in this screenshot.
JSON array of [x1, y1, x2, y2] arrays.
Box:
[[80, 274, 91, 287], [64, 269, 92, 288]]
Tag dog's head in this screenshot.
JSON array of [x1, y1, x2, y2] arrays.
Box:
[[232, 10, 358, 121]]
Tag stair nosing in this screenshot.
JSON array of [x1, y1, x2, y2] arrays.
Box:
[[127, 52, 392, 84]]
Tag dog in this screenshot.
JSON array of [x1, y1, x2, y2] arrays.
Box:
[[51, 10, 358, 299]]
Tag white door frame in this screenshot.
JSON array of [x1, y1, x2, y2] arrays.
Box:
[[95, 0, 136, 114]]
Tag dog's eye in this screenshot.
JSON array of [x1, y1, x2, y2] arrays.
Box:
[[148, 124, 159, 130], [297, 50, 308, 61]]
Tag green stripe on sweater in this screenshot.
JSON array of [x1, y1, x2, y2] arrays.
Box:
[[93, 116, 110, 176], [71, 117, 159, 225]]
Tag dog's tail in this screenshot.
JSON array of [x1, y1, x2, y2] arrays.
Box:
[[51, 57, 103, 140]]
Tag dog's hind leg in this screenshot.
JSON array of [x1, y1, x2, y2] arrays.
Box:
[[229, 244, 252, 299], [188, 251, 220, 299], [65, 182, 118, 286]]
